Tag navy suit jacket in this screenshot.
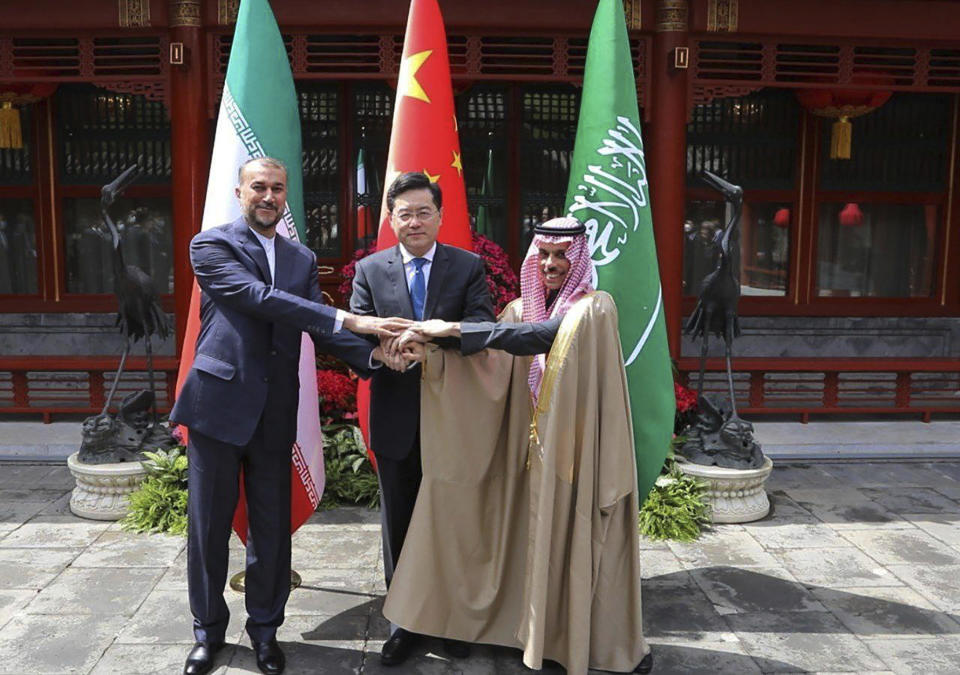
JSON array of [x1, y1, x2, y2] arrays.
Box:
[[171, 218, 375, 447], [350, 243, 494, 459]]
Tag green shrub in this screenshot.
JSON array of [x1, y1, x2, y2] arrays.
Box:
[[120, 447, 189, 535], [639, 460, 710, 542], [320, 425, 379, 509]]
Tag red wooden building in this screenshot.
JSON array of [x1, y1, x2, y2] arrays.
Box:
[[1, 0, 958, 421]]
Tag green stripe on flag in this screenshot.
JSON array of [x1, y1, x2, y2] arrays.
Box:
[[564, 0, 675, 501], [226, 0, 305, 239]]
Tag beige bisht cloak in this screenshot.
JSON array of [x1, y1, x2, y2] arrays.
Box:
[[383, 291, 648, 674]]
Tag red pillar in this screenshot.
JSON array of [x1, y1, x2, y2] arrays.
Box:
[[647, 0, 688, 357], [168, 1, 210, 354]]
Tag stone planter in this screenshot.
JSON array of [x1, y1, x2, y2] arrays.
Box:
[[676, 456, 774, 524], [67, 452, 148, 521]]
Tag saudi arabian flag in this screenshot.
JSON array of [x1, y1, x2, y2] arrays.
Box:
[[564, 0, 675, 500], [178, 0, 324, 541]]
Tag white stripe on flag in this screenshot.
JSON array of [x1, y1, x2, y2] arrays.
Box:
[[199, 84, 325, 513]]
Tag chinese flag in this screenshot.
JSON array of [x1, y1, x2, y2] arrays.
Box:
[[357, 0, 474, 461]]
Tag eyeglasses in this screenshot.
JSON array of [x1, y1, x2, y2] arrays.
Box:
[[392, 208, 439, 225]]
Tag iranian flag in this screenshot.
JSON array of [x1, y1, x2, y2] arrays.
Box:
[[356, 0, 474, 458], [175, 0, 323, 543], [564, 0, 675, 500]]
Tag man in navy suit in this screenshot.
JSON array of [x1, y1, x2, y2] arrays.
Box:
[[349, 171, 495, 666], [171, 157, 409, 675]]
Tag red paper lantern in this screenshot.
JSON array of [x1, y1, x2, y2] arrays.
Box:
[[839, 202, 864, 228], [0, 80, 58, 149], [773, 207, 791, 229], [795, 86, 892, 160]]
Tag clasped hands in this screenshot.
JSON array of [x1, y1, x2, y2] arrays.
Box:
[[342, 314, 461, 372]]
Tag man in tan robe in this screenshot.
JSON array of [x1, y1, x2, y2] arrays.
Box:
[[383, 218, 651, 674]]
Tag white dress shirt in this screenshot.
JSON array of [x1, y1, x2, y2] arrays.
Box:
[[250, 226, 345, 332], [399, 241, 436, 301]]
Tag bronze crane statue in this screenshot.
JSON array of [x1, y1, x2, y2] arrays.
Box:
[[684, 169, 744, 418], [99, 163, 170, 424]]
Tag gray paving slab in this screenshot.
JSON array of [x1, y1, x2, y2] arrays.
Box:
[[776, 547, 901, 589], [229, 640, 368, 675], [91, 643, 234, 675], [26, 566, 164, 616], [865, 636, 960, 674], [740, 520, 852, 550], [1, 460, 960, 674], [689, 566, 825, 615], [780, 488, 914, 530], [642, 576, 732, 639], [900, 513, 960, 551], [0, 515, 110, 548], [0, 590, 34, 631], [0, 547, 81, 590], [0, 613, 128, 674], [70, 530, 184, 568], [115, 589, 246, 645], [886, 564, 960, 613], [840, 529, 960, 566], [290, 528, 381, 570], [638, 549, 688, 580], [724, 611, 889, 673], [641, 640, 767, 674], [810, 585, 960, 639], [859, 487, 960, 514], [668, 530, 779, 568], [933, 483, 960, 502]]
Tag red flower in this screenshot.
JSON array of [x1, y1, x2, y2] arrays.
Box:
[[674, 382, 699, 413]]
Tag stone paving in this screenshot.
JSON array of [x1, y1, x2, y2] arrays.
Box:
[[1, 461, 960, 674]]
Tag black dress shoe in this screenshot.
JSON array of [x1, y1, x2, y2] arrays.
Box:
[[183, 641, 225, 675], [252, 639, 285, 675], [380, 628, 418, 666], [442, 638, 471, 658], [634, 651, 653, 673]]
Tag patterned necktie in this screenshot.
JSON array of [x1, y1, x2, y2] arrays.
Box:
[[411, 257, 428, 320]]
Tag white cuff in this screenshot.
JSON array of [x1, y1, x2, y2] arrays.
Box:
[[334, 309, 346, 333]]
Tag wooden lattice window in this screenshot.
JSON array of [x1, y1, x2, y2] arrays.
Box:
[[299, 83, 340, 259], [519, 85, 580, 251], [685, 89, 800, 297], [0, 105, 38, 296], [815, 93, 951, 299], [55, 84, 173, 296], [458, 85, 509, 249]]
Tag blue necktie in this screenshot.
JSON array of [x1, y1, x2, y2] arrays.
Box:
[[411, 257, 428, 320]]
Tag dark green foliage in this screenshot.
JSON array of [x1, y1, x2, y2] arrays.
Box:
[[120, 447, 189, 536], [319, 425, 380, 509], [639, 461, 710, 542]]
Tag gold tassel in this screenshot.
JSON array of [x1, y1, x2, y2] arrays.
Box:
[[830, 115, 852, 160], [0, 102, 23, 150]]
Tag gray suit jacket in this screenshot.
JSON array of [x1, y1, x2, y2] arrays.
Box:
[[350, 243, 494, 459], [171, 218, 375, 447]]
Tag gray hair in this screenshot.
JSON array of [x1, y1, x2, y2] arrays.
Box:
[[237, 156, 288, 184]]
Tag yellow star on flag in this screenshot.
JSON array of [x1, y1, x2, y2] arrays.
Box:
[[397, 50, 433, 104], [423, 169, 440, 183], [451, 151, 463, 176]]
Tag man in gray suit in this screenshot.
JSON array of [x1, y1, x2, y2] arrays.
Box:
[[349, 171, 495, 666], [171, 157, 409, 675]]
